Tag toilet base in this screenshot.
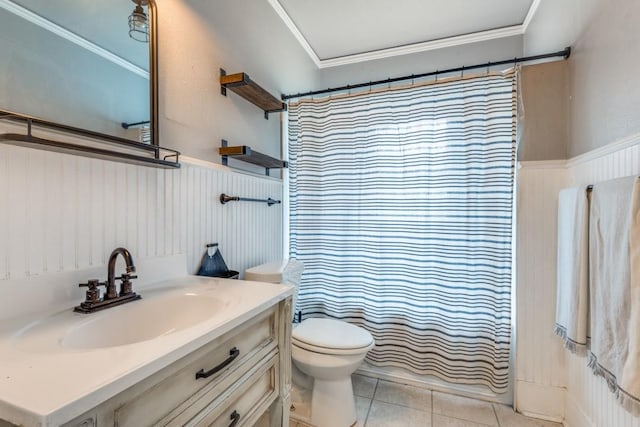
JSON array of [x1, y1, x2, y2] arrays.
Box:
[[290, 376, 357, 427], [311, 377, 357, 427]]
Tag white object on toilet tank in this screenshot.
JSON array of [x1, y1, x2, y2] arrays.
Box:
[[245, 259, 304, 314], [245, 260, 288, 283]]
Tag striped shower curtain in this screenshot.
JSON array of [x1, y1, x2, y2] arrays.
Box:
[[288, 72, 516, 393]]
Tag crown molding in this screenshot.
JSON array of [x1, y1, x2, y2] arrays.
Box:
[[267, 0, 322, 68], [522, 0, 542, 33], [320, 26, 523, 69], [269, 0, 540, 69], [0, 0, 149, 79]]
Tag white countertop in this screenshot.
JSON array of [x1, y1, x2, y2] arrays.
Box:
[[0, 275, 293, 427]]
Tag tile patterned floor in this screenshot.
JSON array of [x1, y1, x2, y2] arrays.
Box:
[[290, 374, 563, 427]]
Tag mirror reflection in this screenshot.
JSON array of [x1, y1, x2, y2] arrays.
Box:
[[0, 0, 152, 144]]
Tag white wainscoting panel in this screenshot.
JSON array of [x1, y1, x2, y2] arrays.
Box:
[[515, 162, 568, 421], [563, 138, 640, 427], [0, 144, 283, 283]]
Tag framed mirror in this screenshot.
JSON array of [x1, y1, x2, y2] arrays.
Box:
[[0, 0, 158, 147]]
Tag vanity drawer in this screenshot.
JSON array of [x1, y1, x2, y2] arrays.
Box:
[[188, 354, 279, 427], [114, 306, 278, 427]]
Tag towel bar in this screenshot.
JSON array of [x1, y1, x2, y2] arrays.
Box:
[[219, 193, 281, 207]]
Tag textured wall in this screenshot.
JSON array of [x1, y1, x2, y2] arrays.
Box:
[[157, 0, 318, 165], [523, 0, 601, 57], [522, 0, 639, 157], [566, 0, 640, 157]]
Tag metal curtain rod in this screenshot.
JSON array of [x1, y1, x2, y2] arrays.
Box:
[[281, 46, 571, 101], [121, 120, 150, 129], [220, 193, 281, 207]]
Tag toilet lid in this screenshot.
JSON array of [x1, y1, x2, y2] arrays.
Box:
[[292, 318, 374, 350]]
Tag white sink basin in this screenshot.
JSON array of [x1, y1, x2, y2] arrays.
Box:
[[13, 287, 228, 352], [62, 294, 224, 349]]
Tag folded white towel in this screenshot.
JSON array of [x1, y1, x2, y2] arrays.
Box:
[[589, 176, 640, 415], [555, 186, 590, 355]]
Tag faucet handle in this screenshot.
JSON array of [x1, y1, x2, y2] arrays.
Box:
[[79, 279, 104, 304], [115, 273, 138, 296], [115, 273, 138, 281]]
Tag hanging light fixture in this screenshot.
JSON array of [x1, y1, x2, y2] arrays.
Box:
[[128, 0, 149, 43]]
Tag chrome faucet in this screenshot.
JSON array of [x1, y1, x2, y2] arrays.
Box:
[[74, 247, 141, 313]]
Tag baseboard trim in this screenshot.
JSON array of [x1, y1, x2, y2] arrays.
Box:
[[356, 364, 510, 404], [515, 380, 565, 423]]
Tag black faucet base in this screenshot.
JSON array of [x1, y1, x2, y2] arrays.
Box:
[[74, 293, 142, 314]]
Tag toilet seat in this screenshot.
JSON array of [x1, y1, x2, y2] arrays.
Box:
[[292, 318, 374, 355]]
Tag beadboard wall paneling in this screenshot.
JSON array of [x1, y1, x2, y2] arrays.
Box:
[[0, 144, 283, 282], [563, 136, 640, 427], [515, 162, 568, 421]]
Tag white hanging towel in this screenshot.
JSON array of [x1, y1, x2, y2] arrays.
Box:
[[589, 176, 640, 415], [554, 186, 590, 355]]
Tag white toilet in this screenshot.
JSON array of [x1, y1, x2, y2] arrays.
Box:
[[245, 260, 375, 427]]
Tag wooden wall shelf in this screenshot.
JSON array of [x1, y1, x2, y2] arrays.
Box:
[[220, 69, 286, 119], [219, 140, 287, 176]]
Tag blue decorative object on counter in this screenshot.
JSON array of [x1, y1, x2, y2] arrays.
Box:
[[196, 243, 238, 279]]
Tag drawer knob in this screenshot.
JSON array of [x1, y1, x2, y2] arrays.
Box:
[[229, 410, 241, 427], [195, 347, 240, 379]]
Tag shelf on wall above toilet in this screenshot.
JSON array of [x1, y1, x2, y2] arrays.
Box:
[[219, 140, 287, 176], [219, 69, 287, 119]]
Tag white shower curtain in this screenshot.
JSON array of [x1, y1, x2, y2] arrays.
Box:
[[288, 72, 516, 393]]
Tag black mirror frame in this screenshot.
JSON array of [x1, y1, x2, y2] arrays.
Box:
[[148, 0, 159, 147]]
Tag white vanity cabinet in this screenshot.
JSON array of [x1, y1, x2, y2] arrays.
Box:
[[63, 297, 292, 427]]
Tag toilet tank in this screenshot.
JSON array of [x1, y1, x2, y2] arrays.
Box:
[[245, 260, 304, 317], [245, 260, 288, 283]]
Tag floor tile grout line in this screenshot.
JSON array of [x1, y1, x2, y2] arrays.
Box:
[[371, 379, 435, 414], [430, 389, 434, 426], [370, 378, 381, 402], [434, 413, 496, 427], [370, 399, 433, 412], [362, 397, 373, 427], [363, 378, 379, 427], [431, 391, 499, 427], [492, 403, 501, 427], [429, 390, 435, 426]]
